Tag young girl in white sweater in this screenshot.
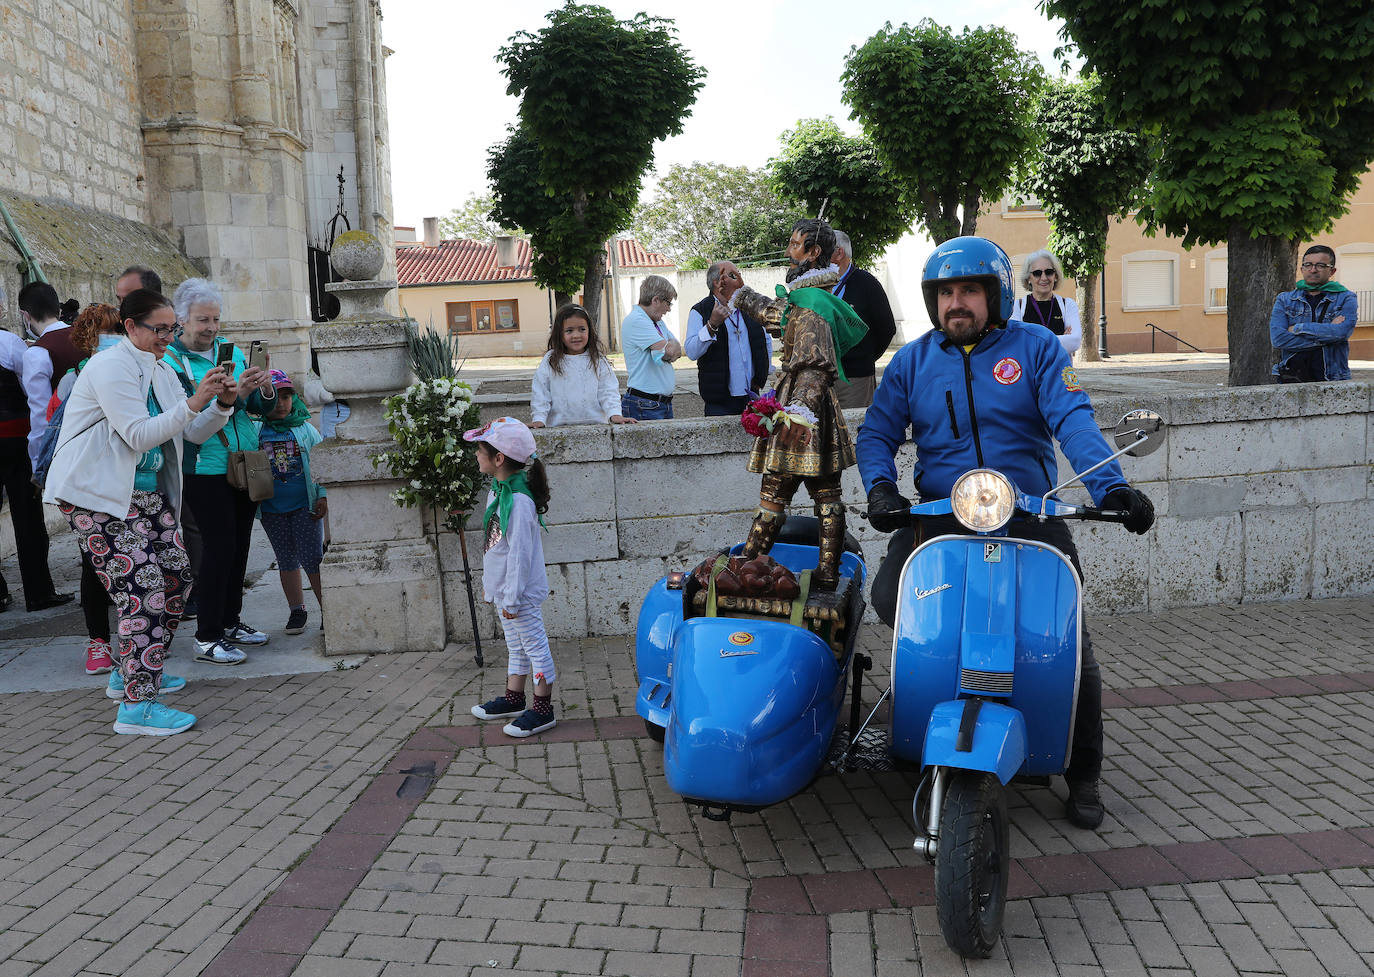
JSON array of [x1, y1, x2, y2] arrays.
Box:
[[465, 418, 558, 737], [529, 303, 635, 428]]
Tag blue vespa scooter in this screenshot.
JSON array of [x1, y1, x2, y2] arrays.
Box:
[[869, 409, 1165, 957], [635, 520, 867, 819]]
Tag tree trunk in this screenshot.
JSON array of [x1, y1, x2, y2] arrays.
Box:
[[580, 248, 608, 344], [960, 192, 980, 237], [1077, 271, 1099, 363], [1227, 230, 1297, 386]]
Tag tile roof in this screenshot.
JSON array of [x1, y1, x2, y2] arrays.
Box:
[[396, 236, 673, 287]]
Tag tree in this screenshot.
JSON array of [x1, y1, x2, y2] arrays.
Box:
[[632, 162, 792, 268], [715, 205, 809, 268], [1019, 78, 1151, 361], [768, 118, 919, 266], [438, 193, 522, 243], [841, 20, 1044, 243], [1043, 1, 1374, 386], [490, 3, 704, 327]]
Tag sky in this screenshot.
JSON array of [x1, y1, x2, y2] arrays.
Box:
[[381, 0, 1074, 229]]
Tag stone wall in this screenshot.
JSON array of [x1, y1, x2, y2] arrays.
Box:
[[0, 0, 146, 222], [434, 382, 1374, 642]]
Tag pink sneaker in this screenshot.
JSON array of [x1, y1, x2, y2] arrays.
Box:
[[84, 639, 114, 675]]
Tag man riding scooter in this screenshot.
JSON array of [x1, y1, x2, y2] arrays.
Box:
[[856, 236, 1155, 829]]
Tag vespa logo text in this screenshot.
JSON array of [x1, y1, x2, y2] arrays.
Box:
[[720, 648, 758, 658], [915, 583, 952, 600]]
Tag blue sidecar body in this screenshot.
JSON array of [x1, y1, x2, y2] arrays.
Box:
[[636, 539, 866, 810]]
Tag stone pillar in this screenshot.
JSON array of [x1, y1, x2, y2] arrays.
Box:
[[310, 231, 445, 653]]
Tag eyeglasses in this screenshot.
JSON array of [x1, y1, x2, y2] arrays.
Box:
[[1029, 269, 1056, 278], [1300, 262, 1332, 270], [133, 320, 178, 339]]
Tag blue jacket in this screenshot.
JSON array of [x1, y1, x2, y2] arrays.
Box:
[[1269, 287, 1357, 381], [856, 320, 1126, 505]]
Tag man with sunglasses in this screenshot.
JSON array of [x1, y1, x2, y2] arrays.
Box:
[[1270, 245, 1358, 383]]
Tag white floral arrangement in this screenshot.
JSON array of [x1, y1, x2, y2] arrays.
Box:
[[371, 376, 482, 533]]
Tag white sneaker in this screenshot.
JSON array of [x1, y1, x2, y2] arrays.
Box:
[[224, 621, 269, 646], [195, 639, 247, 665]]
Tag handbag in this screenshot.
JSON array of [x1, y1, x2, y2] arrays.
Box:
[[217, 427, 274, 502]]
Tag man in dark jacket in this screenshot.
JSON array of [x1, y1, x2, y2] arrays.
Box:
[[830, 230, 897, 409], [684, 260, 772, 416]]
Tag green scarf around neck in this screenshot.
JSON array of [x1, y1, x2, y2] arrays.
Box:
[[258, 397, 312, 432], [774, 284, 869, 383], [484, 470, 547, 535], [1295, 279, 1347, 293]]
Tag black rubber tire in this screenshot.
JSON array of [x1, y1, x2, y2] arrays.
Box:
[[934, 771, 1009, 958], [644, 719, 665, 744]]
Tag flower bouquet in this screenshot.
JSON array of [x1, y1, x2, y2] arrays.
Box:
[[371, 376, 482, 534], [740, 392, 817, 439]]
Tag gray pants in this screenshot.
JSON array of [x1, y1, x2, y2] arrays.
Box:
[[834, 374, 876, 409]]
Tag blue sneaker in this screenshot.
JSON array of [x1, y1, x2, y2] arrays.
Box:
[[106, 672, 186, 700], [112, 701, 196, 736]]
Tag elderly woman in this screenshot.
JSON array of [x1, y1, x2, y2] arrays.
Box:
[[1012, 250, 1082, 356], [43, 289, 235, 735], [167, 278, 275, 666]]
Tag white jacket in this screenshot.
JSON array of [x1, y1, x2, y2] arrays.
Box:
[[43, 338, 232, 519], [481, 491, 550, 614], [1012, 294, 1082, 356], [530, 351, 621, 426]]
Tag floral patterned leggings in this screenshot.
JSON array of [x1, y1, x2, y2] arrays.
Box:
[[61, 491, 192, 704]]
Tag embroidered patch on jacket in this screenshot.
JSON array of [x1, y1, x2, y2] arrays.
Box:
[[992, 357, 1022, 385], [1062, 367, 1082, 392]]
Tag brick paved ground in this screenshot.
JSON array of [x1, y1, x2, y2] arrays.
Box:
[[1, 596, 1374, 975]]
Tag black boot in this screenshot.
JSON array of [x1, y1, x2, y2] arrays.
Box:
[[1065, 777, 1105, 829]]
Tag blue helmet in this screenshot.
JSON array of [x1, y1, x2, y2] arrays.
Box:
[[921, 236, 1016, 330]]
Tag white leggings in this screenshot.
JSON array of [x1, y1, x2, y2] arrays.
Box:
[[500, 604, 556, 685]]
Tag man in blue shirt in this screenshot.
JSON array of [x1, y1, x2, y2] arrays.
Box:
[[619, 275, 681, 420], [857, 236, 1155, 831], [685, 260, 772, 416], [1270, 245, 1358, 383]]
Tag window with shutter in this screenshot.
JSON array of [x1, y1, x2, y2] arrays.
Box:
[[1122, 252, 1178, 310]]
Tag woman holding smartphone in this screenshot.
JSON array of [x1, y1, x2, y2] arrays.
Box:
[[166, 278, 276, 665], [43, 289, 235, 734]]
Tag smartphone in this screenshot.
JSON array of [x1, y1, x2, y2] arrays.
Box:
[[248, 340, 268, 372], [215, 343, 236, 370]]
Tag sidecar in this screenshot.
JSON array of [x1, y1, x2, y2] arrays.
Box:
[[636, 519, 866, 813]]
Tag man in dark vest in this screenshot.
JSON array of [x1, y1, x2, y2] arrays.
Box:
[[0, 286, 66, 612], [830, 230, 897, 409], [684, 260, 772, 416], [20, 282, 81, 474]]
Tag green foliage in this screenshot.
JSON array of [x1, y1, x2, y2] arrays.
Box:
[[769, 118, 918, 266], [715, 205, 809, 268], [632, 162, 793, 266], [403, 318, 462, 381], [1019, 79, 1151, 279], [488, 4, 704, 315], [371, 378, 482, 535], [1042, 0, 1374, 248], [438, 192, 523, 243], [841, 20, 1045, 243]]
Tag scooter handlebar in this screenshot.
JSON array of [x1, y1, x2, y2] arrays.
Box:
[[1055, 506, 1130, 524]]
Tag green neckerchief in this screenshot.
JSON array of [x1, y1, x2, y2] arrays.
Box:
[[1294, 279, 1348, 293], [483, 470, 547, 535], [774, 284, 869, 383], [257, 397, 312, 432]]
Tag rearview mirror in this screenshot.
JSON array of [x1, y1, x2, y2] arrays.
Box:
[[1113, 409, 1165, 458]]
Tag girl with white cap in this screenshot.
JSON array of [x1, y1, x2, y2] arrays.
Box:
[[464, 417, 557, 737]]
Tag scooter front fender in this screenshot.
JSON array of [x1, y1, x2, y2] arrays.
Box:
[[923, 699, 1027, 786]]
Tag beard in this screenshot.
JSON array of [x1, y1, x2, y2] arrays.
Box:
[[941, 312, 986, 344], [785, 256, 822, 283]]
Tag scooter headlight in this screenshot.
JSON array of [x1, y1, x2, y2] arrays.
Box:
[[950, 469, 1015, 532]]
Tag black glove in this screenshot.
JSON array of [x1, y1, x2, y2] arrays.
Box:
[[1102, 486, 1155, 535], [866, 480, 912, 533]]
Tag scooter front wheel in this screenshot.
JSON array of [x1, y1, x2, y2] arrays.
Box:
[[934, 771, 1009, 958]]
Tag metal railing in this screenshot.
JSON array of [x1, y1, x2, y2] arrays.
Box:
[[1147, 322, 1206, 354]]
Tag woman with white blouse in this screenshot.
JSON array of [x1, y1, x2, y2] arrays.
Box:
[[1012, 250, 1082, 356]]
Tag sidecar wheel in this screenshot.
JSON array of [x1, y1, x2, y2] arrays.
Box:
[[934, 772, 1009, 958], [644, 719, 665, 744]]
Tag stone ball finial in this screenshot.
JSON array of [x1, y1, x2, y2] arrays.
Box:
[[330, 230, 386, 281]]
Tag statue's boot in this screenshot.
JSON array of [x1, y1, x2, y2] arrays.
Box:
[[813, 500, 845, 592], [742, 507, 785, 560]]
